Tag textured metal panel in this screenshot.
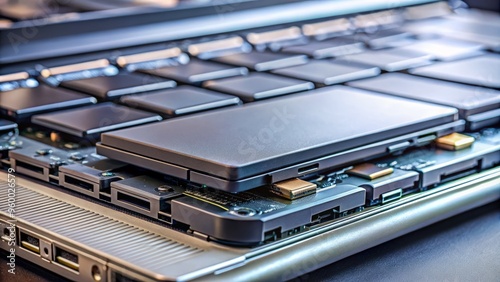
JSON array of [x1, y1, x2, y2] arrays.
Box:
[[0, 173, 245, 281], [0, 182, 200, 262]]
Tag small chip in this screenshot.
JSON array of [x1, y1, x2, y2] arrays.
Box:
[[436, 133, 475, 151], [346, 163, 394, 180], [271, 178, 317, 200]]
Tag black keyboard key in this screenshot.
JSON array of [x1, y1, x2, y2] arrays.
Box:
[[141, 59, 248, 84], [32, 103, 161, 138], [60, 73, 176, 100], [337, 48, 433, 72], [204, 73, 314, 102], [212, 51, 308, 71], [348, 73, 500, 128], [0, 84, 96, 121], [398, 38, 485, 61], [409, 54, 500, 88], [281, 38, 365, 59], [120, 86, 241, 116], [272, 60, 380, 86]]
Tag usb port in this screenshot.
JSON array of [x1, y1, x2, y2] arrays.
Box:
[[311, 206, 340, 224], [20, 231, 40, 255], [54, 246, 79, 272], [298, 163, 319, 174], [381, 189, 402, 204], [117, 191, 151, 211], [64, 175, 94, 192], [15, 160, 44, 175]]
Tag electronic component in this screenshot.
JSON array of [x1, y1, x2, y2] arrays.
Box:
[[59, 159, 132, 201], [8, 136, 102, 183], [171, 184, 365, 244], [376, 129, 499, 188], [98, 86, 458, 193], [110, 175, 184, 222], [337, 168, 419, 206], [271, 178, 317, 200], [346, 163, 394, 180], [435, 133, 475, 151], [0, 119, 18, 155]]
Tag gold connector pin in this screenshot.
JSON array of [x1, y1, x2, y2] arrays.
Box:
[[347, 163, 393, 180], [271, 178, 317, 200], [436, 133, 475, 151]]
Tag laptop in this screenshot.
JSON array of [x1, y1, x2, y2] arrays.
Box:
[[0, 0, 499, 280]]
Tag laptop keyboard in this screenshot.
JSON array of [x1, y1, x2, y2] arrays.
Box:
[[1, 15, 498, 135]]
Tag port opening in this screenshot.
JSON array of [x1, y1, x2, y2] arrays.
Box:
[[440, 163, 480, 184], [19, 231, 40, 255], [64, 175, 94, 192], [381, 189, 402, 204], [15, 160, 44, 175], [117, 191, 151, 211], [158, 211, 172, 224], [99, 193, 111, 202], [54, 246, 79, 272], [264, 227, 282, 242], [112, 271, 142, 282], [311, 206, 340, 225], [298, 163, 319, 174]]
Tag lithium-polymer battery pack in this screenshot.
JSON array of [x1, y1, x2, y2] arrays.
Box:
[[99, 86, 458, 190]]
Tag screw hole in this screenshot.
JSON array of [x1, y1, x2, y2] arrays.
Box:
[[43, 247, 49, 255]]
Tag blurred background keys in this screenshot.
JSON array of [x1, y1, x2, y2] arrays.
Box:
[[0, 84, 97, 121], [120, 86, 241, 116], [282, 37, 365, 59], [140, 59, 248, 84], [31, 103, 162, 139], [410, 54, 500, 88], [212, 51, 308, 71], [398, 38, 485, 61], [61, 73, 176, 100], [336, 48, 433, 72], [204, 73, 314, 102], [348, 73, 500, 129], [273, 60, 380, 86]]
